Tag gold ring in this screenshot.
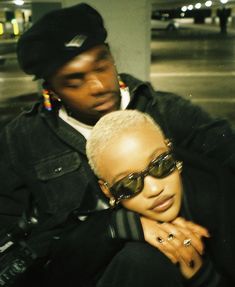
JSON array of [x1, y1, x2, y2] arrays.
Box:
[[183, 238, 192, 247], [167, 233, 175, 241]]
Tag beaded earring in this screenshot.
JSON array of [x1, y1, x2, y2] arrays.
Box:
[[119, 78, 130, 96], [42, 89, 61, 111], [42, 89, 52, 111], [119, 79, 127, 89]]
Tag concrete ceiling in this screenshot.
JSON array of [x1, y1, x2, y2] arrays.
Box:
[[1, 0, 235, 10], [152, 0, 235, 9]]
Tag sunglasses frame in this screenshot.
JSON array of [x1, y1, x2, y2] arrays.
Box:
[[104, 151, 177, 203]]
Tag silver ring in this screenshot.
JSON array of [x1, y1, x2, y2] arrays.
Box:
[[167, 233, 175, 241], [183, 238, 192, 247], [157, 236, 165, 243]]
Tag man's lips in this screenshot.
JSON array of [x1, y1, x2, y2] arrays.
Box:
[[93, 93, 119, 111], [94, 100, 116, 111], [148, 195, 174, 212]]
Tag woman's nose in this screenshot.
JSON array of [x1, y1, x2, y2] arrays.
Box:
[[143, 176, 164, 198]]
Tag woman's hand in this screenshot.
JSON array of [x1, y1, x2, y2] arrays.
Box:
[[172, 217, 210, 239], [140, 216, 209, 278]]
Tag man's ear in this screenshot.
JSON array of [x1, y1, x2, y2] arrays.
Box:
[[44, 81, 56, 95], [98, 179, 112, 198]]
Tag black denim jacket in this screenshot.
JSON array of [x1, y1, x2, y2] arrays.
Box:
[[0, 73, 235, 256]]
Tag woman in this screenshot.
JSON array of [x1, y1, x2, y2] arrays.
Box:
[[86, 110, 235, 286]]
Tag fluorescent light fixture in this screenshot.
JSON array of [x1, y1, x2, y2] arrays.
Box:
[[0, 23, 4, 35], [205, 0, 213, 7], [14, 0, 24, 5], [188, 4, 194, 10], [195, 3, 202, 9], [11, 19, 19, 35], [181, 6, 187, 12]]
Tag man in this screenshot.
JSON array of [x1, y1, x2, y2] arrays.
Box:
[[218, 7, 229, 34], [0, 3, 234, 286]]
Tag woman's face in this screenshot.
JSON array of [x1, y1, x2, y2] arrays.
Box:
[[99, 124, 183, 222]]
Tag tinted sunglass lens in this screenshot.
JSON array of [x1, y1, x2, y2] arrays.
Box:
[[113, 176, 143, 199], [150, 154, 176, 178], [110, 153, 176, 201]]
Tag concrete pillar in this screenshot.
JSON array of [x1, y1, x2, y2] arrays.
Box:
[[62, 0, 151, 81], [30, 1, 61, 23], [231, 7, 235, 29], [211, 8, 217, 24]]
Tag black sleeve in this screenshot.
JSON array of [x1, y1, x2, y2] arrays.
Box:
[[154, 91, 235, 173], [0, 128, 30, 230], [44, 208, 143, 285], [108, 207, 144, 241]]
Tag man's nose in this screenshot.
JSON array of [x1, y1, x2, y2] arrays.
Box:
[[143, 176, 164, 198], [87, 76, 104, 94]]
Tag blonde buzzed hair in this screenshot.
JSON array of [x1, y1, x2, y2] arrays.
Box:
[[86, 110, 163, 178]]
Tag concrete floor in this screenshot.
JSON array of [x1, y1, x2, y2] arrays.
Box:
[[0, 24, 235, 129], [150, 26, 235, 128]]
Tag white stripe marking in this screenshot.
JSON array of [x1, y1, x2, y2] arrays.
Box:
[[0, 77, 33, 82], [151, 72, 235, 77], [190, 98, 235, 103]]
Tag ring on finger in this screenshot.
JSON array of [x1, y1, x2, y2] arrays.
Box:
[[156, 236, 165, 243], [167, 233, 175, 241], [183, 238, 192, 247]]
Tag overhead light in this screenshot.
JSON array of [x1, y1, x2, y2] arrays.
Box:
[[188, 5, 194, 10], [205, 0, 213, 7], [181, 6, 187, 12], [195, 3, 202, 9], [14, 0, 24, 6], [220, 0, 228, 3]]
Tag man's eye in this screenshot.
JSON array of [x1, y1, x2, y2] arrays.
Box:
[[95, 60, 112, 72], [65, 81, 83, 88], [95, 65, 108, 73]]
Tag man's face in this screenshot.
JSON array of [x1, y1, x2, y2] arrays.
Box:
[[99, 125, 182, 222], [49, 45, 121, 125]]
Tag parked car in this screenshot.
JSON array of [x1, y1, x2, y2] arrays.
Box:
[[151, 12, 179, 31]]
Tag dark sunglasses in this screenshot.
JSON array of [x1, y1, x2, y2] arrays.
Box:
[[105, 152, 177, 202]]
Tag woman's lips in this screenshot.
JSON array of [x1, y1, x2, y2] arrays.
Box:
[[149, 195, 174, 213]]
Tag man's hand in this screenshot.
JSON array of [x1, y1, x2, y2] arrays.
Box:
[[140, 216, 210, 278]]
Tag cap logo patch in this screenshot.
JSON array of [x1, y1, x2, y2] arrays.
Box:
[[65, 34, 87, 48]]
